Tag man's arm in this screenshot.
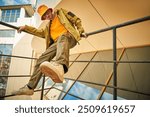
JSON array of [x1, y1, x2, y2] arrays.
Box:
[[62, 9, 85, 36], [18, 25, 45, 38]]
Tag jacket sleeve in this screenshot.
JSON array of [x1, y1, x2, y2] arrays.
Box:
[[62, 9, 85, 35], [24, 25, 45, 38]]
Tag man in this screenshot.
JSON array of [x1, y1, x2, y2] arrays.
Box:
[[12, 5, 87, 95]]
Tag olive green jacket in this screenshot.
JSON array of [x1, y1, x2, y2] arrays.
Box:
[[24, 8, 85, 48]]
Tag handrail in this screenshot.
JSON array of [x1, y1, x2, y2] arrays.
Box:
[[0, 54, 37, 60], [0, 54, 150, 63], [0, 15, 150, 100], [0, 21, 43, 38], [0, 21, 19, 30], [0, 16, 149, 37], [70, 60, 150, 63], [86, 15, 150, 36]]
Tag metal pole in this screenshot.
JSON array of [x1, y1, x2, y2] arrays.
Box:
[[40, 75, 45, 100], [0, 54, 37, 60], [1, 16, 149, 38], [113, 28, 117, 100], [0, 21, 40, 37], [86, 15, 150, 36]]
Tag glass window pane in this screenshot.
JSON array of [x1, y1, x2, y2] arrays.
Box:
[[17, 9, 20, 13], [5, 17, 9, 22], [6, 10, 10, 15], [0, 44, 13, 97], [2, 11, 5, 15], [6, 10, 10, 13], [12, 9, 16, 13], [0, 30, 15, 37], [1, 9, 20, 22]]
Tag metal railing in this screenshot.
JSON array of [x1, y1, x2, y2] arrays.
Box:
[[86, 15, 150, 100], [0, 15, 150, 100]]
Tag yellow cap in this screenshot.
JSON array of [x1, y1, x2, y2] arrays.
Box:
[[37, 5, 53, 20]]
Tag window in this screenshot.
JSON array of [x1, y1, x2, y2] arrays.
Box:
[[0, 44, 13, 97], [0, 44, 13, 75], [0, 30, 15, 37], [1, 9, 20, 22]]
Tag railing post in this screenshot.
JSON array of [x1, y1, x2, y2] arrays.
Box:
[[40, 74, 45, 100], [113, 28, 117, 100]]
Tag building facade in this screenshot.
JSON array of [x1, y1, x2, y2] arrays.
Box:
[[0, 4, 35, 98]]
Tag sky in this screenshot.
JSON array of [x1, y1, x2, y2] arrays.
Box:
[[0, 0, 31, 6]]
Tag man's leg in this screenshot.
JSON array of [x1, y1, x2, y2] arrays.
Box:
[[40, 33, 77, 82], [11, 43, 57, 95], [12, 33, 77, 95], [55, 33, 77, 72], [27, 43, 57, 89]]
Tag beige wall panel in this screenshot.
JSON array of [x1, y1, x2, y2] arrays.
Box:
[[6, 34, 33, 97], [117, 21, 150, 47]]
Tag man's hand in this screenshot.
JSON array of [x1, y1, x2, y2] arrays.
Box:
[[17, 26, 25, 33], [81, 33, 88, 38]]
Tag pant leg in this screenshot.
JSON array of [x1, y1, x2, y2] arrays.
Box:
[[27, 43, 57, 89], [55, 32, 77, 73], [27, 32, 77, 89]]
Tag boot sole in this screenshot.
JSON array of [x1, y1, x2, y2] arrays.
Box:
[[40, 65, 63, 83]]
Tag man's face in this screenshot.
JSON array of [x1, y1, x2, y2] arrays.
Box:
[[42, 9, 53, 20]]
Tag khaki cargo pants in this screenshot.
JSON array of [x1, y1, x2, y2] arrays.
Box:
[[28, 32, 77, 89]]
